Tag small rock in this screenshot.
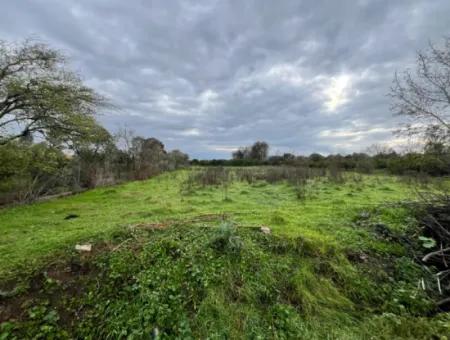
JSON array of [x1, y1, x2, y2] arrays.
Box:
[[260, 226, 271, 234], [359, 253, 368, 262], [75, 244, 92, 252], [346, 251, 369, 263]]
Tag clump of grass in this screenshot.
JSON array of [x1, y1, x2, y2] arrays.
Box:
[[270, 212, 286, 225], [234, 168, 255, 184], [254, 167, 318, 186], [180, 167, 231, 195], [210, 222, 243, 255], [295, 184, 307, 200], [231, 167, 324, 187], [328, 163, 345, 184]]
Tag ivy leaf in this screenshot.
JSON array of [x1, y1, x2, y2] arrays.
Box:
[[418, 236, 436, 249]]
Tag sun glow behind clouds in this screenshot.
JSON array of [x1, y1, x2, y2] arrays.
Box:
[[323, 75, 351, 112], [258, 70, 357, 114], [199, 89, 220, 111]]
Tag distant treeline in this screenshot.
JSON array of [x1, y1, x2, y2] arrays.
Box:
[[191, 141, 450, 176]]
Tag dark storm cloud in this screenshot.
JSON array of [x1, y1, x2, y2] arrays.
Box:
[[1, 0, 450, 158]]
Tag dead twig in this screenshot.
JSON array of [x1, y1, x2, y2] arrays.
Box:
[[422, 247, 450, 262]]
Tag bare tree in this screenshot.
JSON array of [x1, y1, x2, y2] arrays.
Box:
[[131, 137, 167, 179], [114, 126, 135, 153], [390, 37, 450, 138], [366, 144, 395, 156], [232, 142, 269, 161], [391, 37, 450, 307], [232, 147, 250, 160], [167, 149, 189, 170], [250, 141, 269, 161]]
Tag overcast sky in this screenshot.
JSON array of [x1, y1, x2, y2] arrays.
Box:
[[1, 1, 450, 158]]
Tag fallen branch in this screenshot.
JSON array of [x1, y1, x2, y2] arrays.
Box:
[[426, 214, 450, 238], [422, 247, 450, 262], [111, 238, 133, 252], [437, 297, 450, 307]]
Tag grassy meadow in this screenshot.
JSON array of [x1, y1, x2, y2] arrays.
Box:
[[1, 168, 449, 338]]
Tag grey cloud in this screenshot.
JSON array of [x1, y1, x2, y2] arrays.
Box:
[[1, 0, 450, 158]]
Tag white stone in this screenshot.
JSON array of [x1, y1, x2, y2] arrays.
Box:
[[75, 244, 92, 252], [260, 226, 271, 234]]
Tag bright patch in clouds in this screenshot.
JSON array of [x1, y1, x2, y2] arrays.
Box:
[[198, 89, 220, 112], [181, 128, 201, 136], [323, 75, 352, 112], [207, 145, 239, 152], [155, 94, 185, 116], [319, 126, 393, 138]]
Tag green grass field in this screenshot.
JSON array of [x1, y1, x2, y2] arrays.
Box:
[[1, 169, 449, 338]]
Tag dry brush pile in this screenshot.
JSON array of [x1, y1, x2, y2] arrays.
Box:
[[415, 193, 450, 309]]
